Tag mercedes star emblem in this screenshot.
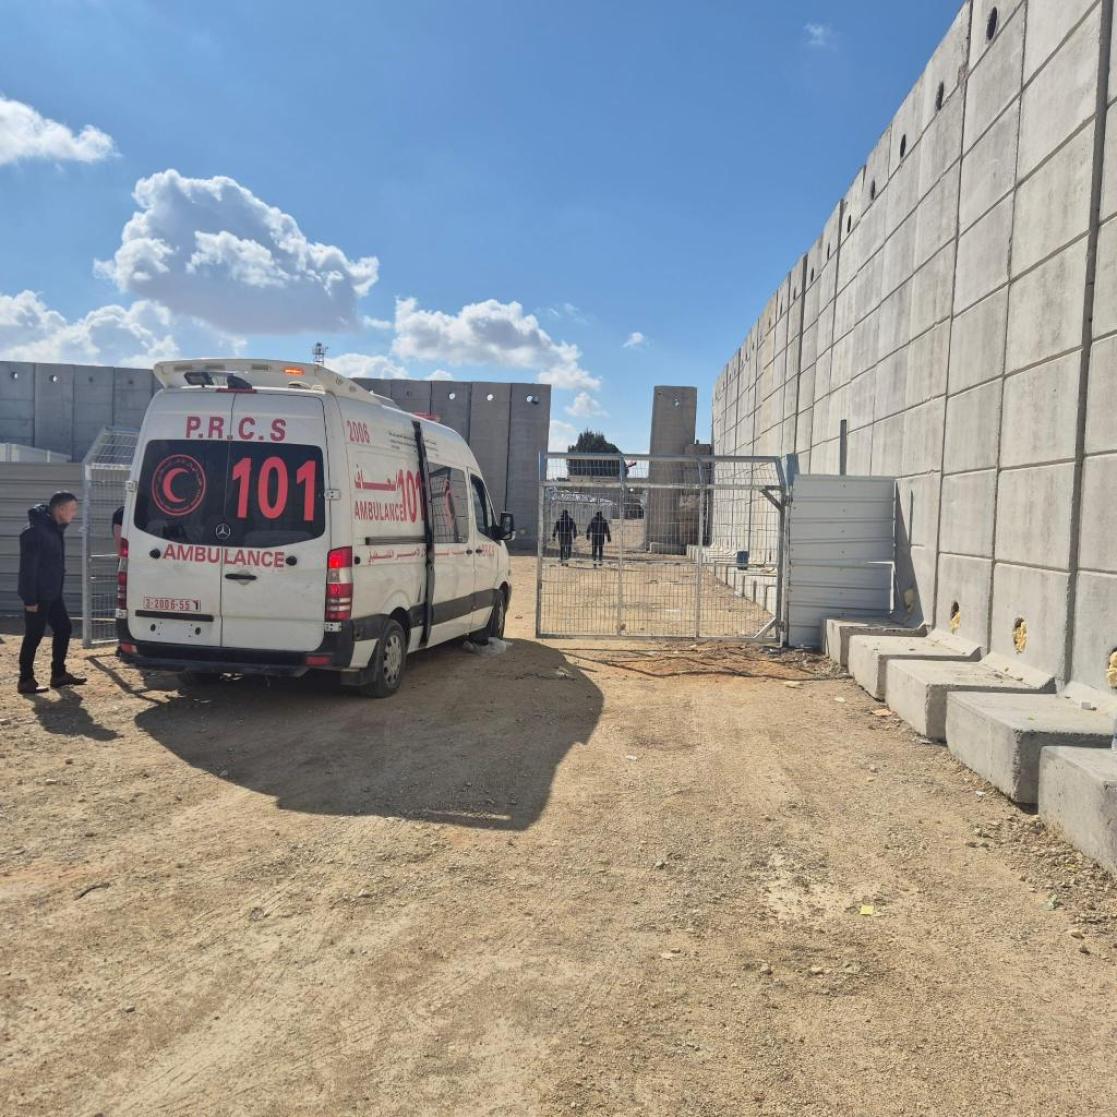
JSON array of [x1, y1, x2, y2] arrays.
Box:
[[215, 522, 232, 541]]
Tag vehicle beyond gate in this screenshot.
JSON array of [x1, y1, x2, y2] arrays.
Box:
[[116, 359, 514, 698]]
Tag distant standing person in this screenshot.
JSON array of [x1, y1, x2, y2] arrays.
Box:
[[17, 492, 87, 695], [587, 510, 611, 567], [112, 505, 125, 555], [552, 509, 577, 565]]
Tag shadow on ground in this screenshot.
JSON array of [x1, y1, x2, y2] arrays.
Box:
[[132, 638, 601, 829]]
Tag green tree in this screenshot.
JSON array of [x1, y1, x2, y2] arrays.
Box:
[[567, 429, 622, 477]]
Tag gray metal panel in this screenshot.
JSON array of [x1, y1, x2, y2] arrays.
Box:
[[786, 473, 897, 647]]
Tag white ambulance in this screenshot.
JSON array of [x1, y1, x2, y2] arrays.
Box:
[[116, 358, 514, 697]]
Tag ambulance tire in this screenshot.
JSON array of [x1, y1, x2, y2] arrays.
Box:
[[470, 591, 506, 646], [358, 618, 407, 699], [179, 670, 221, 687]]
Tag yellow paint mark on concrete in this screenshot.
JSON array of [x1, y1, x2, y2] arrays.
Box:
[[1013, 618, 1028, 655]]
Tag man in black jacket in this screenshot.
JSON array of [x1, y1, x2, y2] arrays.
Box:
[[17, 492, 86, 694], [586, 510, 612, 567]]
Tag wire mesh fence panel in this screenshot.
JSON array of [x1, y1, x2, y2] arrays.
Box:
[[81, 428, 139, 646], [536, 453, 786, 641]]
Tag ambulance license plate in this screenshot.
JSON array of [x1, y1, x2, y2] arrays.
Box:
[[143, 596, 202, 613]]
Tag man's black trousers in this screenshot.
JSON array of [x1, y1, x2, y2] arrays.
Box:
[[19, 598, 72, 682]]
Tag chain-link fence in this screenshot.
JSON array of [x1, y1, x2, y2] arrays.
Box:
[[81, 428, 139, 647], [536, 453, 786, 641]]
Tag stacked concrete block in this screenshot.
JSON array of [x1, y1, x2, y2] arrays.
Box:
[[947, 690, 1113, 802], [505, 385, 550, 548], [848, 629, 981, 702]]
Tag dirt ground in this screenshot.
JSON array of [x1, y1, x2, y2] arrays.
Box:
[[1, 554, 1116, 1116]]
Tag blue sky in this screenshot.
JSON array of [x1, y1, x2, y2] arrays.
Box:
[[1, 0, 961, 451]]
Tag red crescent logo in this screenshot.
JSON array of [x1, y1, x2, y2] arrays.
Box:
[[161, 467, 188, 502], [151, 454, 206, 517]]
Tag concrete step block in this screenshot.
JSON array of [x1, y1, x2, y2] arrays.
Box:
[[1039, 747, 1117, 877], [887, 655, 1055, 742], [848, 629, 980, 701], [823, 615, 927, 669], [947, 692, 1114, 804]]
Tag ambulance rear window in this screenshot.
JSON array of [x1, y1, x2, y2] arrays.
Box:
[[134, 439, 325, 547]]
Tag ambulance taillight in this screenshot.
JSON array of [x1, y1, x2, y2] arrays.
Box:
[[117, 537, 129, 612], [325, 546, 353, 621]]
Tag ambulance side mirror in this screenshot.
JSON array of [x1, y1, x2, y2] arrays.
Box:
[[497, 511, 516, 542]]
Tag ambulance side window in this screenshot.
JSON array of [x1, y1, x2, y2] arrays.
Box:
[[430, 465, 469, 543], [470, 475, 493, 539]]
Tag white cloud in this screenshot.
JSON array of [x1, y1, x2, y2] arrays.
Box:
[[549, 419, 578, 452], [363, 315, 392, 330], [94, 169, 379, 334], [0, 95, 116, 166], [544, 302, 589, 325], [622, 331, 646, 349], [427, 369, 453, 381], [393, 296, 600, 391], [327, 352, 410, 380], [804, 22, 835, 49], [0, 289, 237, 366], [566, 391, 606, 419]]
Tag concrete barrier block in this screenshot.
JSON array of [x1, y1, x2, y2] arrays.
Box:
[[948, 691, 1113, 804], [823, 616, 926, 669], [1078, 454, 1117, 574], [1006, 239, 1088, 374], [1092, 217, 1117, 339], [1018, 5, 1101, 178], [911, 245, 955, 339], [939, 472, 996, 557], [948, 288, 1008, 394], [1024, 0, 1096, 83], [33, 365, 74, 456], [1011, 123, 1094, 277], [902, 397, 945, 476], [886, 654, 1054, 742], [959, 98, 1019, 231], [935, 554, 993, 647], [915, 164, 960, 266], [954, 195, 1012, 313], [430, 382, 471, 438], [1071, 571, 1117, 695], [994, 462, 1075, 568], [0, 362, 35, 446], [999, 352, 1082, 467], [964, 6, 1024, 149], [1038, 747, 1117, 877], [990, 563, 1071, 681], [944, 379, 1002, 473], [849, 630, 979, 701]]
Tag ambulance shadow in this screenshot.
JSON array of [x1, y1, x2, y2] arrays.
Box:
[[134, 639, 602, 830]]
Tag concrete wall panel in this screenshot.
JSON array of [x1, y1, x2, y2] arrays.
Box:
[[0, 363, 35, 446], [940, 470, 997, 557], [999, 353, 1083, 467], [33, 365, 74, 455], [937, 553, 993, 647], [995, 462, 1076, 567], [990, 563, 1070, 677]]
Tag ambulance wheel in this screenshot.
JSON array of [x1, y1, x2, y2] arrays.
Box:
[[359, 619, 407, 699], [471, 592, 506, 645], [179, 669, 221, 687]]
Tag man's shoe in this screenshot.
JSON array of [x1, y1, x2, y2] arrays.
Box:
[[18, 678, 48, 695], [50, 672, 87, 688]]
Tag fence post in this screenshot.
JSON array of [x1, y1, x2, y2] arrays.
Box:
[[617, 460, 626, 636], [81, 459, 92, 649], [695, 459, 705, 639], [535, 454, 546, 638]]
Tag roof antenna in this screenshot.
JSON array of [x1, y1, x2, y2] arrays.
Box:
[[312, 341, 327, 366]]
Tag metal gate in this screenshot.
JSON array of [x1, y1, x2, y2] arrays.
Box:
[[535, 452, 787, 641], [81, 428, 139, 647]]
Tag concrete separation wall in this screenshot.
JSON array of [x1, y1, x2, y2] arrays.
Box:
[[713, 0, 1117, 702], [2, 362, 551, 551]]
